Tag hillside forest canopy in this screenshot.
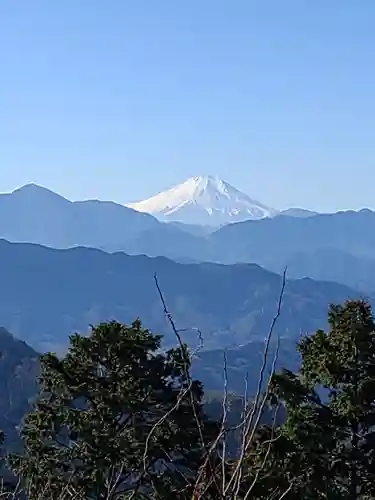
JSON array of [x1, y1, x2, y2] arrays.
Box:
[[1, 297, 375, 499]]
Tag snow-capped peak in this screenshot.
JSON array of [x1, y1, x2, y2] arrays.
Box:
[[127, 175, 278, 226]]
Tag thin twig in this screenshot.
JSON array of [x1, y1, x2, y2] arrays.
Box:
[[232, 331, 281, 498], [139, 274, 212, 498], [225, 267, 287, 496], [221, 350, 229, 497], [243, 402, 282, 499]]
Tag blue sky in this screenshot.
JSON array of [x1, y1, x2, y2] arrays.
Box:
[[1, 1, 374, 211]]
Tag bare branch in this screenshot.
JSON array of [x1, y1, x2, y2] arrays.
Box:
[[243, 402, 282, 500], [138, 275, 218, 498], [225, 267, 287, 496]]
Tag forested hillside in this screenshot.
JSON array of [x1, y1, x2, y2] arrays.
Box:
[[2, 299, 375, 499], [0, 239, 361, 354], [0, 329, 38, 448]]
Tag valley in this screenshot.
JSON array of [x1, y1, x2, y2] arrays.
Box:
[[3, 7, 373, 495], [0, 181, 371, 461], [0, 238, 361, 354], [1, 181, 375, 290]]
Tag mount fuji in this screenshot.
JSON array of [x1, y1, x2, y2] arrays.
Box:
[[127, 175, 278, 226]]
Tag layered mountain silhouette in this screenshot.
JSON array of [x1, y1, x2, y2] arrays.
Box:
[[0, 183, 166, 246], [0, 183, 210, 260], [1, 184, 375, 290], [0, 236, 365, 430], [209, 209, 375, 289], [0, 239, 362, 355]]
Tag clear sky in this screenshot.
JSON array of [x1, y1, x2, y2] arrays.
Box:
[[1, 1, 374, 211]]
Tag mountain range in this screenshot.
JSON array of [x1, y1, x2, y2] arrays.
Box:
[[0, 183, 161, 248], [0, 238, 361, 355], [209, 209, 375, 289], [0, 181, 373, 353], [0, 236, 365, 413], [0, 179, 315, 250], [0, 179, 372, 454], [0, 182, 374, 290]]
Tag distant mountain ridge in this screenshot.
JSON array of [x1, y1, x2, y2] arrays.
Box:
[[278, 207, 318, 218], [0, 238, 366, 416], [0, 182, 319, 261], [127, 175, 278, 226], [0, 238, 361, 355], [0, 183, 193, 251], [210, 208, 375, 263], [2, 183, 375, 292]]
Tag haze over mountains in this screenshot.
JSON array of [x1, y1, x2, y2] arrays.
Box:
[[0, 183, 161, 247], [0, 237, 364, 403], [0, 179, 372, 354], [0, 181, 374, 291], [0, 178, 373, 440], [0, 238, 360, 353]]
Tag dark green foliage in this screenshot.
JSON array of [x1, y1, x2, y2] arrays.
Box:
[[0, 328, 39, 448], [249, 299, 375, 499], [4, 288, 375, 498], [10, 320, 217, 499], [0, 431, 18, 495], [204, 392, 286, 460]]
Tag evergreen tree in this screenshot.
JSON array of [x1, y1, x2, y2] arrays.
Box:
[[0, 431, 16, 495], [10, 320, 217, 499], [243, 299, 375, 499]]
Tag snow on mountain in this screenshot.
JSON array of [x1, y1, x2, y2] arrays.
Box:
[[127, 175, 278, 226]]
